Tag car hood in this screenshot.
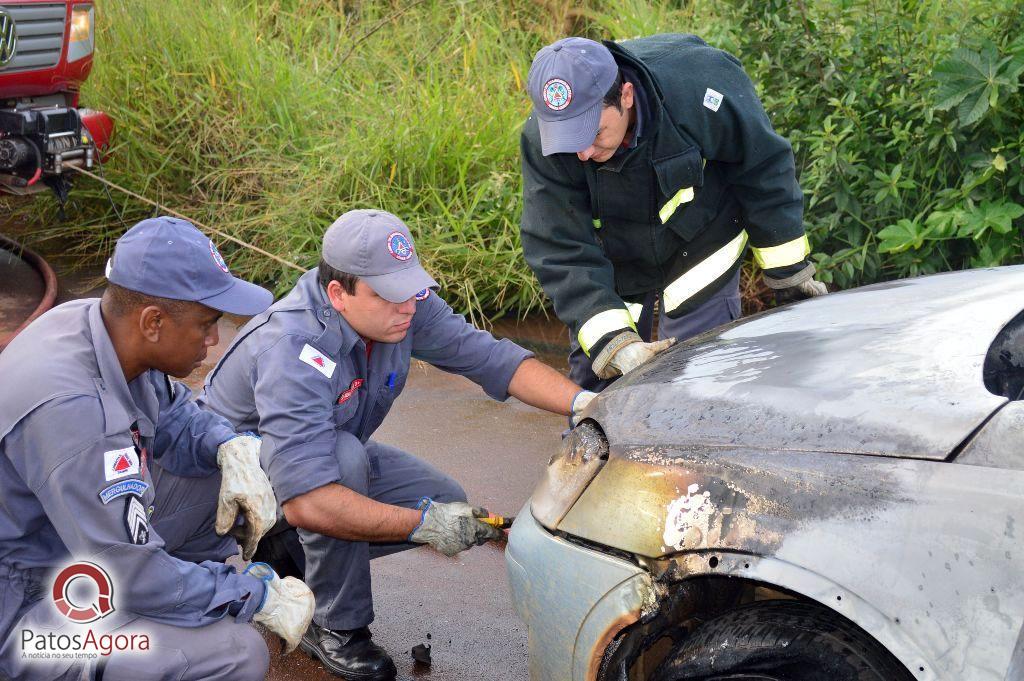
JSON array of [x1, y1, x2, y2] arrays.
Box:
[[592, 266, 1024, 460]]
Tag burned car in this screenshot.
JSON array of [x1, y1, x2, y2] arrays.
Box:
[[506, 267, 1024, 681]]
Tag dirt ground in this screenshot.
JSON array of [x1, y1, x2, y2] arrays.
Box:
[[1, 221, 571, 680]]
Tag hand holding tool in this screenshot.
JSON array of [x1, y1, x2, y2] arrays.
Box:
[[408, 498, 504, 556]]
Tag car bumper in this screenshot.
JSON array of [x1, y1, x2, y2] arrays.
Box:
[[506, 503, 655, 681]]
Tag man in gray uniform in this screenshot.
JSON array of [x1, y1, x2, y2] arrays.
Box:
[[0, 217, 315, 680], [200, 209, 590, 680]]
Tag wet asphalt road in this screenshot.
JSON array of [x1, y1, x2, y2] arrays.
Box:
[[1, 221, 569, 680]]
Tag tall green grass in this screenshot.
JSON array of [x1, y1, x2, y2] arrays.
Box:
[[4, 0, 1020, 318]]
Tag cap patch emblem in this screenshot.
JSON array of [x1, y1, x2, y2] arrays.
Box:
[[209, 240, 230, 273], [543, 78, 572, 111], [386, 231, 413, 262], [205, 237, 228, 272], [103, 447, 140, 482], [415, 288, 431, 301], [299, 343, 337, 378]]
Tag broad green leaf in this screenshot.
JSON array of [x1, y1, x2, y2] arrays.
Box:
[[877, 219, 923, 253], [924, 208, 965, 238], [958, 85, 991, 127]]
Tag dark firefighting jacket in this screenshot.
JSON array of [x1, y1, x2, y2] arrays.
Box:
[[520, 33, 811, 357]]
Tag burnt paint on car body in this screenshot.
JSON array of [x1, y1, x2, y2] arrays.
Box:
[[600, 266, 1024, 461]]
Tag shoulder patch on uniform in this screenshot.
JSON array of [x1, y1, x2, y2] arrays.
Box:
[[123, 494, 150, 545], [414, 288, 431, 301], [703, 88, 724, 112], [99, 479, 149, 505], [299, 343, 336, 378], [104, 447, 140, 481]]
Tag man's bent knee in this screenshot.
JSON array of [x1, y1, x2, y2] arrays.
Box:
[[100, 620, 269, 681], [434, 476, 467, 504], [221, 623, 270, 681]]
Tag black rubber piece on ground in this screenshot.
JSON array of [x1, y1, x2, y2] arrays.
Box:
[[651, 599, 914, 681], [411, 643, 431, 665]]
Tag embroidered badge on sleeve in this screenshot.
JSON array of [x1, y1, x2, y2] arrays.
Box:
[[124, 494, 150, 545], [99, 479, 150, 505], [104, 447, 140, 482], [299, 343, 337, 379]]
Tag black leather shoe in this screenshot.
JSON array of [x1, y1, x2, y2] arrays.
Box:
[[300, 622, 397, 680]]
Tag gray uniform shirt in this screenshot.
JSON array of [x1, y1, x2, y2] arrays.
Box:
[[0, 300, 264, 642], [199, 270, 533, 503]]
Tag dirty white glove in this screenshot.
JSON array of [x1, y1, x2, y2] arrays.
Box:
[[591, 331, 676, 380], [216, 435, 277, 561], [570, 390, 597, 427], [245, 562, 315, 654], [408, 497, 504, 557], [764, 263, 829, 304]]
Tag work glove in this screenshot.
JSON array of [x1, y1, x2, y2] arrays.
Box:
[[570, 390, 597, 427], [408, 497, 504, 557], [244, 562, 315, 654], [216, 435, 278, 561], [764, 263, 829, 305], [591, 331, 676, 380]]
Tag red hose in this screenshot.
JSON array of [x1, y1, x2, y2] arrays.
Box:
[[0, 234, 59, 352]]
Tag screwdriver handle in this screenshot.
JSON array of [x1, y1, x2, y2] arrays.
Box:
[[480, 515, 514, 529]]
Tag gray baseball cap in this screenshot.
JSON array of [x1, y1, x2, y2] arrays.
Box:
[[527, 37, 618, 156], [322, 209, 438, 303], [105, 216, 273, 316]]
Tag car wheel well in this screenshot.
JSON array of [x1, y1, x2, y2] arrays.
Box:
[[598, 575, 891, 681]]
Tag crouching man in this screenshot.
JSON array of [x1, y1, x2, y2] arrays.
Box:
[[0, 218, 314, 680], [199, 209, 591, 679]]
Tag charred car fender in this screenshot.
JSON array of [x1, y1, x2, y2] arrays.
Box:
[[507, 505, 657, 681], [654, 552, 938, 680], [556, 445, 1024, 681]]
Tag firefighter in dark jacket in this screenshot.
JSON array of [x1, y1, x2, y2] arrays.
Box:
[[520, 34, 828, 390]]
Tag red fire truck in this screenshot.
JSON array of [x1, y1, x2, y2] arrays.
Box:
[[0, 0, 112, 199]]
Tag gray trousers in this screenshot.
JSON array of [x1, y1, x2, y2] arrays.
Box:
[[569, 270, 741, 391], [282, 440, 466, 631], [1, 465, 269, 681]]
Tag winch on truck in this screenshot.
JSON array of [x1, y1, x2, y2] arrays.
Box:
[[0, 0, 112, 201]]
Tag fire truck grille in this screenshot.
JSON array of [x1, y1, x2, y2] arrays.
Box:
[[0, 4, 66, 74]]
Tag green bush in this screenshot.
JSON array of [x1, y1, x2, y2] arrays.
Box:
[[4, 0, 1022, 318], [725, 0, 1024, 285]]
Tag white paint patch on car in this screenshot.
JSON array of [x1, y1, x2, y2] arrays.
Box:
[[663, 483, 716, 550]]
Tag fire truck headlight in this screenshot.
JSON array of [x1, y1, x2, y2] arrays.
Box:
[[68, 6, 94, 62]]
